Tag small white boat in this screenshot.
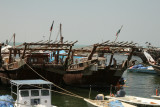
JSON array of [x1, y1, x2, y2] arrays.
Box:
[[127, 64, 156, 74], [84, 94, 136, 107], [84, 98, 109, 107], [151, 95, 160, 100], [105, 95, 160, 106], [10, 79, 57, 107], [84, 98, 136, 107]]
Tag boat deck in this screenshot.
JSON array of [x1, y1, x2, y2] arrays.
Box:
[[66, 67, 85, 72], [84, 99, 109, 107], [0, 68, 5, 72]]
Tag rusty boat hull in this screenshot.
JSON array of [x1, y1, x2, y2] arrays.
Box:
[[0, 64, 125, 88]]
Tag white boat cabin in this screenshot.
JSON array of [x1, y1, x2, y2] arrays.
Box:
[[10, 79, 56, 107]]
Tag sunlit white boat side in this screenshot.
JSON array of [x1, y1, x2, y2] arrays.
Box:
[[10, 79, 57, 107], [84, 98, 136, 107], [105, 95, 160, 106], [151, 95, 160, 100]]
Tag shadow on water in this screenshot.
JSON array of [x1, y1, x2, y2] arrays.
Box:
[[0, 85, 11, 95]]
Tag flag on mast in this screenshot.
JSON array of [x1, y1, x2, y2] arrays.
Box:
[[116, 25, 123, 36], [50, 21, 54, 32]]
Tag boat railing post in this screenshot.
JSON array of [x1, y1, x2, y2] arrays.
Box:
[[127, 48, 135, 62], [108, 52, 114, 68], [11, 82, 13, 97], [0, 45, 2, 67], [21, 43, 27, 59], [17, 85, 19, 106], [9, 49, 12, 64], [50, 84, 52, 105], [89, 85, 91, 99]]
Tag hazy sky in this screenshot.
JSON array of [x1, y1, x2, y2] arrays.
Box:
[[0, 0, 160, 46]]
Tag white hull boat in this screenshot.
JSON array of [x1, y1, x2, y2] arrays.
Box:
[[127, 64, 156, 74], [105, 95, 160, 106], [10, 79, 57, 107], [84, 98, 109, 107], [84, 98, 136, 107], [151, 95, 160, 100]]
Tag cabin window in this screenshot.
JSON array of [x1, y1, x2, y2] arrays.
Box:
[[31, 90, 39, 96], [34, 58, 38, 62], [20, 90, 29, 97], [30, 58, 34, 63], [41, 90, 49, 96], [44, 58, 48, 63], [31, 99, 40, 105]]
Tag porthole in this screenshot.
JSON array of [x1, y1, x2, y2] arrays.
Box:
[[24, 101, 27, 104]]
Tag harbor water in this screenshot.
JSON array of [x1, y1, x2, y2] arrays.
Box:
[[0, 56, 160, 107], [53, 69, 160, 107]]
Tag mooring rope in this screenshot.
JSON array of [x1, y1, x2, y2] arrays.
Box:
[[0, 75, 84, 100], [22, 61, 84, 99]]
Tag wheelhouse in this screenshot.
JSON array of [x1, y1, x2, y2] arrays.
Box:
[[10, 79, 53, 107]]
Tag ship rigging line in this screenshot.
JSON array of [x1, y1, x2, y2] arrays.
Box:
[[0, 76, 85, 107], [8, 34, 14, 45], [24, 61, 84, 99], [55, 27, 60, 42]]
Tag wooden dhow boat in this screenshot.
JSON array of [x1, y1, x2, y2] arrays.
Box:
[[0, 40, 138, 88], [143, 51, 160, 75]]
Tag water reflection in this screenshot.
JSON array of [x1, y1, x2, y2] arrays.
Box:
[[123, 70, 159, 98]]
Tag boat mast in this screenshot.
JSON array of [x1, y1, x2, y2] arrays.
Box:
[[109, 26, 123, 67], [88, 44, 98, 60], [0, 43, 3, 67], [60, 23, 64, 44], [13, 33, 15, 48], [49, 21, 54, 42]]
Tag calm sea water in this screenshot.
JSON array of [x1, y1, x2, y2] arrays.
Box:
[[1, 53, 160, 107], [1, 70, 159, 107], [52, 70, 160, 107]]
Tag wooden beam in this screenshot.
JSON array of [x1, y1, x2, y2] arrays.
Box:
[[108, 52, 114, 67], [21, 45, 27, 59], [88, 44, 98, 60], [98, 44, 136, 48], [9, 49, 12, 63], [8, 48, 70, 51], [56, 50, 60, 64], [64, 45, 73, 69], [23, 42, 76, 46], [128, 48, 135, 61]]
